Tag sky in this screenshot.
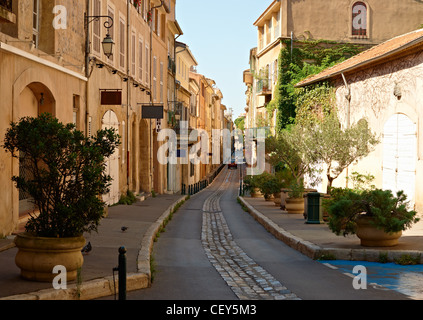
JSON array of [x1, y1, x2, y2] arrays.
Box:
[[176, 0, 272, 120]]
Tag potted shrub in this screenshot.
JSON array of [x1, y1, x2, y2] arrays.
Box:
[[285, 181, 305, 214], [256, 172, 279, 201], [243, 175, 262, 198], [3, 113, 120, 282], [327, 188, 419, 247]]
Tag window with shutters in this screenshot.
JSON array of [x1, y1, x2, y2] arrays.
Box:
[[160, 61, 164, 103], [153, 56, 157, 101], [107, 6, 114, 62], [119, 18, 125, 69], [139, 38, 143, 82], [132, 31, 136, 76], [92, 0, 101, 54], [145, 44, 149, 85], [32, 0, 40, 48]]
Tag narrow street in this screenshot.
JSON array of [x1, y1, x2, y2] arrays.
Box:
[[119, 167, 408, 301]]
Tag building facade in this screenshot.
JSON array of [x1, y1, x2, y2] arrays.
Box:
[[244, 0, 423, 133], [0, 0, 232, 236], [296, 29, 423, 214]]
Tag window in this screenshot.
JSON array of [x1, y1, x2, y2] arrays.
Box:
[[33, 0, 40, 48], [119, 18, 125, 69], [92, 0, 101, 53], [153, 56, 157, 101], [139, 38, 143, 82], [160, 61, 163, 103], [274, 12, 280, 38], [352, 1, 367, 36], [73, 95, 80, 129], [145, 44, 149, 85], [132, 32, 136, 76]]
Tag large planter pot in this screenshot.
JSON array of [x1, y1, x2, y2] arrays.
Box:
[[250, 188, 263, 198], [285, 197, 305, 214], [264, 194, 274, 201], [280, 189, 290, 210], [356, 215, 402, 247], [273, 192, 281, 207], [14, 233, 85, 282]]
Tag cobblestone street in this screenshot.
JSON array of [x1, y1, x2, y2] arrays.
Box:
[[201, 170, 299, 300]]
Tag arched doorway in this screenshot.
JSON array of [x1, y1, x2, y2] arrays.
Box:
[[382, 113, 417, 208], [102, 110, 120, 206], [17, 83, 55, 215]]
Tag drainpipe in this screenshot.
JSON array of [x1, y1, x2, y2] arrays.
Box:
[[127, 0, 131, 191], [341, 73, 351, 188], [85, 0, 91, 137], [148, 1, 165, 193]]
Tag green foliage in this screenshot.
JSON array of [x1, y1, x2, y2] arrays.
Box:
[[302, 113, 380, 193], [394, 254, 421, 265], [327, 189, 419, 237], [265, 125, 318, 187], [256, 172, 283, 197], [118, 190, 137, 205], [273, 39, 362, 132], [234, 116, 245, 131], [287, 181, 305, 199], [3, 113, 120, 238]]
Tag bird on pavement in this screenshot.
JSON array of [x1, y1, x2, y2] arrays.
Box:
[[81, 241, 92, 255], [121, 226, 128, 232]]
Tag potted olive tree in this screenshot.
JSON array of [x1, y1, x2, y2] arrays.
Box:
[[3, 113, 120, 282], [327, 188, 419, 247]]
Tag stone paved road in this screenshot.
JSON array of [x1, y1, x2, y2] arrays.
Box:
[[201, 170, 299, 300]]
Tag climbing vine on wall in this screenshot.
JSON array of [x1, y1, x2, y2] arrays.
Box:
[[273, 39, 363, 133]]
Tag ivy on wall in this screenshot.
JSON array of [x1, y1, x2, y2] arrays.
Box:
[[272, 39, 363, 133]]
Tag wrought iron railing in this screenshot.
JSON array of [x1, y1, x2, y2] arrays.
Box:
[[0, 0, 12, 11]]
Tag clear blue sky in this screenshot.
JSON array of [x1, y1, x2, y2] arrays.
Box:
[[176, 0, 272, 120]]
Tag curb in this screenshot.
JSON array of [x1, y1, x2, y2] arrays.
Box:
[[238, 197, 423, 264], [0, 195, 188, 301]]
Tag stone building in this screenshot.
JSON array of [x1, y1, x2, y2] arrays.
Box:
[[296, 28, 423, 214], [0, 0, 88, 236], [244, 0, 423, 132]]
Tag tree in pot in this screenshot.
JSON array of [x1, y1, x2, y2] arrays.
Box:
[[327, 188, 419, 247], [3, 113, 120, 281], [301, 113, 379, 194], [243, 175, 262, 198], [285, 181, 306, 214], [256, 172, 281, 201]]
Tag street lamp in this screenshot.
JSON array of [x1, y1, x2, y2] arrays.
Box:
[[101, 33, 114, 59], [85, 14, 115, 58]]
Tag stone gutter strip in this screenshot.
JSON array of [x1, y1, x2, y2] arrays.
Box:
[[238, 197, 423, 264], [0, 196, 188, 301]]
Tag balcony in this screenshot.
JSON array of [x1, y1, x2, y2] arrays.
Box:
[[0, 0, 15, 23], [168, 55, 176, 74], [256, 79, 272, 96]]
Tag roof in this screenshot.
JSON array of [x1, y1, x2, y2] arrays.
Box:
[[295, 28, 423, 88], [253, 1, 280, 27]]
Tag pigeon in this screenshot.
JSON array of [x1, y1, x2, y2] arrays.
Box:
[[121, 226, 128, 232], [81, 241, 92, 255]]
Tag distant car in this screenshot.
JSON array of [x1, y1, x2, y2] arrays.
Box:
[[228, 158, 237, 169]]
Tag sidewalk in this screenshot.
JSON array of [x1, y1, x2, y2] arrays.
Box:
[[239, 196, 423, 263], [0, 193, 187, 300]]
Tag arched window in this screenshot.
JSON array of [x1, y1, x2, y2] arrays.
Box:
[[352, 1, 367, 36]]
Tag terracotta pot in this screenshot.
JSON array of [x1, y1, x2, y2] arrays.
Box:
[[273, 192, 282, 206], [250, 188, 263, 198], [356, 215, 402, 247], [285, 197, 304, 214], [14, 233, 85, 282], [264, 194, 274, 201]]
